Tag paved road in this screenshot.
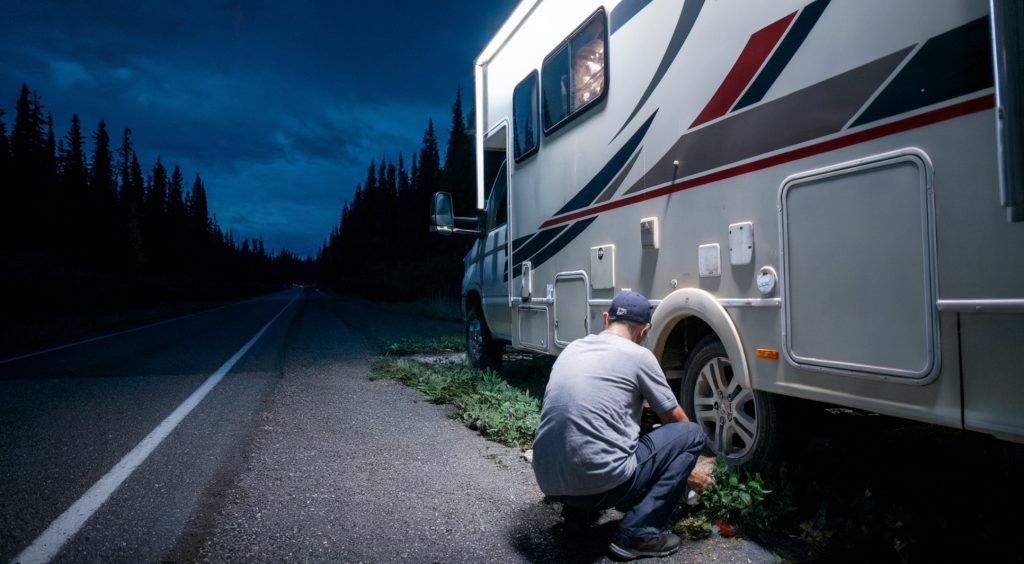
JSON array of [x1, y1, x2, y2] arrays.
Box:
[[0, 288, 773, 563]]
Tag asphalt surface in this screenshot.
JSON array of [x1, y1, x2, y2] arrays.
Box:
[[0, 288, 774, 563]]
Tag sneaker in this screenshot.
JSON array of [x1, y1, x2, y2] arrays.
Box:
[[608, 532, 682, 560]]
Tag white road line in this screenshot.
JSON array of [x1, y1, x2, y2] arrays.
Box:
[[10, 292, 301, 564]]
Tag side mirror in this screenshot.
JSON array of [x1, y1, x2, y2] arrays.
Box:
[[429, 191, 482, 236], [430, 192, 455, 235]]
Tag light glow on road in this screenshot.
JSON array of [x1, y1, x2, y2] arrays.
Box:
[[10, 291, 301, 564]]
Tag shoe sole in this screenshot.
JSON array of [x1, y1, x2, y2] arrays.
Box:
[[608, 542, 680, 560]]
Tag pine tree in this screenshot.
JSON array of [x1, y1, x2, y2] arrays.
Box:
[[43, 113, 57, 188], [89, 119, 117, 264], [145, 157, 169, 270], [397, 153, 410, 194], [11, 85, 34, 167], [89, 119, 115, 213], [8, 84, 45, 248], [60, 115, 87, 190], [57, 114, 88, 259], [167, 164, 185, 221], [188, 174, 209, 237], [147, 158, 168, 217], [129, 152, 144, 211], [442, 87, 475, 216], [417, 119, 441, 195], [0, 108, 9, 167], [117, 129, 144, 214]]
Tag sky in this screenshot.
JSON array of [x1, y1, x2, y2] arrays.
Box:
[[0, 0, 521, 258]]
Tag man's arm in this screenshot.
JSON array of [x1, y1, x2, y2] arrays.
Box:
[[659, 405, 689, 424]]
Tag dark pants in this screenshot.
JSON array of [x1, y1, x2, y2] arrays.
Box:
[[550, 422, 705, 541]]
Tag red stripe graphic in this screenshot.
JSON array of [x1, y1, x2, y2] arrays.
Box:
[[540, 94, 994, 230], [690, 12, 796, 128]]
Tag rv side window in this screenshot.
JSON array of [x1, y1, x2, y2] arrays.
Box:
[[541, 9, 608, 135], [513, 72, 539, 162]]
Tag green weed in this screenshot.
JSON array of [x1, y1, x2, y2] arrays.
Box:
[[674, 461, 791, 541], [372, 340, 543, 447], [381, 335, 463, 356]]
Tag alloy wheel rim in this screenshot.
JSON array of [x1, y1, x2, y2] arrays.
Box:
[[692, 355, 757, 460]]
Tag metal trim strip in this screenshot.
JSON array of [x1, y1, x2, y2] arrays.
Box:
[[937, 299, 1024, 313]]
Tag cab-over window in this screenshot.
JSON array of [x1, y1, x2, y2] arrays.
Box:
[[541, 9, 608, 135]]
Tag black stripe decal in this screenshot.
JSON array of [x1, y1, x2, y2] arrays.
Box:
[[555, 111, 657, 217], [511, 225, 568, 266], [611, 0, 704, 141], [527, 217, 597, 270], [852, 16, 993, 127], [610, 0, 654, 34], [733, 0, 832, 112], [594, 147, 643, 205], [510, 217, 598, 280]]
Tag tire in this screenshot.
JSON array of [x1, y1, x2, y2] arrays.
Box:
[[681, 335, 780, 472], [466, 304, 503, 371]]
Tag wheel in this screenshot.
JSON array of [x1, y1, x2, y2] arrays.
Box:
[[681, 335, 780, 471], [466, 304, 503, 371]]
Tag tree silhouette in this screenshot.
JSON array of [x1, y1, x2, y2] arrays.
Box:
[[319, 89, 476, 300], [442, 87, 474, 217]]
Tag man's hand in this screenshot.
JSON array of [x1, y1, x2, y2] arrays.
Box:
[[686, 470, 714, 492], [640, 405, 660, 433]]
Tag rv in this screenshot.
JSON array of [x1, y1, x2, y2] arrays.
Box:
[[430, 0, 1023, 469]]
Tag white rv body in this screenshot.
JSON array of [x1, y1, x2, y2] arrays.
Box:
[[457, 0, 1024, 463]]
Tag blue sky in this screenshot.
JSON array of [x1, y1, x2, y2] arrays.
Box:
[[0, 0, 520, 257]]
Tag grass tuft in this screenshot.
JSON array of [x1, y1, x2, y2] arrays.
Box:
[[382, 335, 463, 356], [372, 338, 542, 448]]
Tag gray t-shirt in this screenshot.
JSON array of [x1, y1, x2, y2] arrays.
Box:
[[532, 330, 679, 497]]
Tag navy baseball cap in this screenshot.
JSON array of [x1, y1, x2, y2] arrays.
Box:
[[608, 291, 652, 324]]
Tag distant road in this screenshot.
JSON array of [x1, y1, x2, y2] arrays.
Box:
[[0, 288, 771, 563]]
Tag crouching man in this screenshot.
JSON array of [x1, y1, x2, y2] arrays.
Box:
[[532, 291, 706, 560]]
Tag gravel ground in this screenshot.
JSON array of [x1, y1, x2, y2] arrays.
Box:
[[190, 290, 776, 563]]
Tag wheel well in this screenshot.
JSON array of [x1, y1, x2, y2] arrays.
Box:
[[464, 291, 481, 320], [660, 316, 716, 376]]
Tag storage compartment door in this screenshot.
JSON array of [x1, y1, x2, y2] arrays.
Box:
[[554, 273, 589, 347], [517, 305, 549, 352], [781, 150, 938, 380]]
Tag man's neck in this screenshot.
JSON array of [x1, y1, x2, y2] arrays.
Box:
[[604, 323, 634, 341]]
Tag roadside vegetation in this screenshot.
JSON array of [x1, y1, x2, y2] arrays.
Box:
[[374, 337, 1024, 562], [371, 342, 541, 447]]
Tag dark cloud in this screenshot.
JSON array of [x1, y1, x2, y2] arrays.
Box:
[[0, 0, 519, 257]]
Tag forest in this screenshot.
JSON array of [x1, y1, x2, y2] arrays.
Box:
[[1, 81, 479, 321], [0, 83, 313, 319], [317, 89, 477, 302]]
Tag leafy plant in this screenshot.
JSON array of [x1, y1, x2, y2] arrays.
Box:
[[701, 461, 775, 527], [674, 460, 791, 541]]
